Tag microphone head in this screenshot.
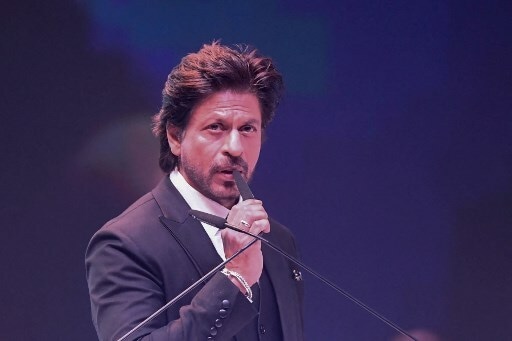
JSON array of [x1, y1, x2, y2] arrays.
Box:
[[189, 210, 227, 229], [233, 170, 255, 201]]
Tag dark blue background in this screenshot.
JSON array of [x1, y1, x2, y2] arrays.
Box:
[[2, 1, 510, 340]]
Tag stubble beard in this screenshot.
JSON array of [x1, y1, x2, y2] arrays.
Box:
[[179, 156, 250, 208]]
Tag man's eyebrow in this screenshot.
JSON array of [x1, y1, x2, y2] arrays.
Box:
[[200, 116, 261, 126], [243, 118, 261, 125]]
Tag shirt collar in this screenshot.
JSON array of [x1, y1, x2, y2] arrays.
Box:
[[169, 169, 230, 239]]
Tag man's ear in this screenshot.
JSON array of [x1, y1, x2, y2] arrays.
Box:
[[166, 124, 182, 157]]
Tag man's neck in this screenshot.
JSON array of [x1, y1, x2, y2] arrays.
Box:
[[169, 170, 231, 217], [175, 168, 238, 209]]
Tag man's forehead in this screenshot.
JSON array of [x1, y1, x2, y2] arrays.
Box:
[[190, 91, 262, 122]]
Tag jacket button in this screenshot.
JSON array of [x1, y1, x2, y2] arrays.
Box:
[[221, 299, 230, 309], [210, 326, 218, 336], [215, 318, 223, 328], [219, 308, 228, 318], [259, 324, 266, 334]]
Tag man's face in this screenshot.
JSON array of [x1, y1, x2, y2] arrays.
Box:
[[167, 90, 262, 208]]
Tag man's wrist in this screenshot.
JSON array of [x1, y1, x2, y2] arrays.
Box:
[[221, 268, 253, 302]]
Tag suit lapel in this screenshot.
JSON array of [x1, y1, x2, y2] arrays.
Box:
[[152, 177, 223, 277], [262, 231, 303, 341]]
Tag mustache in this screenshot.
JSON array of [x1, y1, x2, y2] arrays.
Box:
[[211, 156, 248, 175]]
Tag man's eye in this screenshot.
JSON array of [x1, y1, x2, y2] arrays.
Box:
[[240, 125, 257, 133], [208, 123, 222, 131]]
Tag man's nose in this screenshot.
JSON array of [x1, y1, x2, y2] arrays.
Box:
[[222, 129, 243, 157]]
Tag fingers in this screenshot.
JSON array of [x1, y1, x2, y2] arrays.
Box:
[[249, 218, 270, 235], [226, 199, 269, 234], [234, 199, 268, 220], [222, 198, 269, 255]]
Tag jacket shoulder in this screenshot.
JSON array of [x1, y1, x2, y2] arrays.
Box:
[[102, 192, 162, 235]]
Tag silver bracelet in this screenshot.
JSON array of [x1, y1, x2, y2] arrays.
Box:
[[221, 268, 253, 302]]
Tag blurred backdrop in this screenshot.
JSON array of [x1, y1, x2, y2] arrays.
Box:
[[2, 1, 511, 340]]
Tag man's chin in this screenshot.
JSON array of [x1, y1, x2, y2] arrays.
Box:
[[208, 187, 239, 207]]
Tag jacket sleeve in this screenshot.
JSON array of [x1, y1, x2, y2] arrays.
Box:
[[85, 228, 258, 341]]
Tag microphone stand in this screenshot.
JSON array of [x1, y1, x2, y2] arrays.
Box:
[[189, 211, 418, 341], [117, 237, 258, 341], [229, 170, 417, 340]]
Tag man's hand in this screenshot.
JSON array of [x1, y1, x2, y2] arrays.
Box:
[[222, 199, 270, 288]]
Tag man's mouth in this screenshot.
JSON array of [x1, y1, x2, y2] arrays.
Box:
[[219, 168, 242, 175], [215, 167, 248, 182], [213, 160, 248, 179]]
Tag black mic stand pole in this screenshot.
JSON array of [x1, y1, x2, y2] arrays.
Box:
[[193, 215, 418, 341], [117, 235, 259, 341], [230, 170, 416, 340]]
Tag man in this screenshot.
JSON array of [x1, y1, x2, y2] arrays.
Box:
[[86, 42, 304, 341]]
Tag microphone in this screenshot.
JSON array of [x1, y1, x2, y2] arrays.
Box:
[[190, 210, 229, 229], [189, 209, 417, 341], [233, 170, 254, 200]]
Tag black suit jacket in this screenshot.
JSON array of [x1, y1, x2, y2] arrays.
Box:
[[86, 177, 304, 341]]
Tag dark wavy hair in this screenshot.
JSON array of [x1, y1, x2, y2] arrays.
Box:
[[152, 41, 284, 173]]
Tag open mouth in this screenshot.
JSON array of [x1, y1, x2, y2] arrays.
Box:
[[218, 168, 245, 180], [219, 167, 243, 175]]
